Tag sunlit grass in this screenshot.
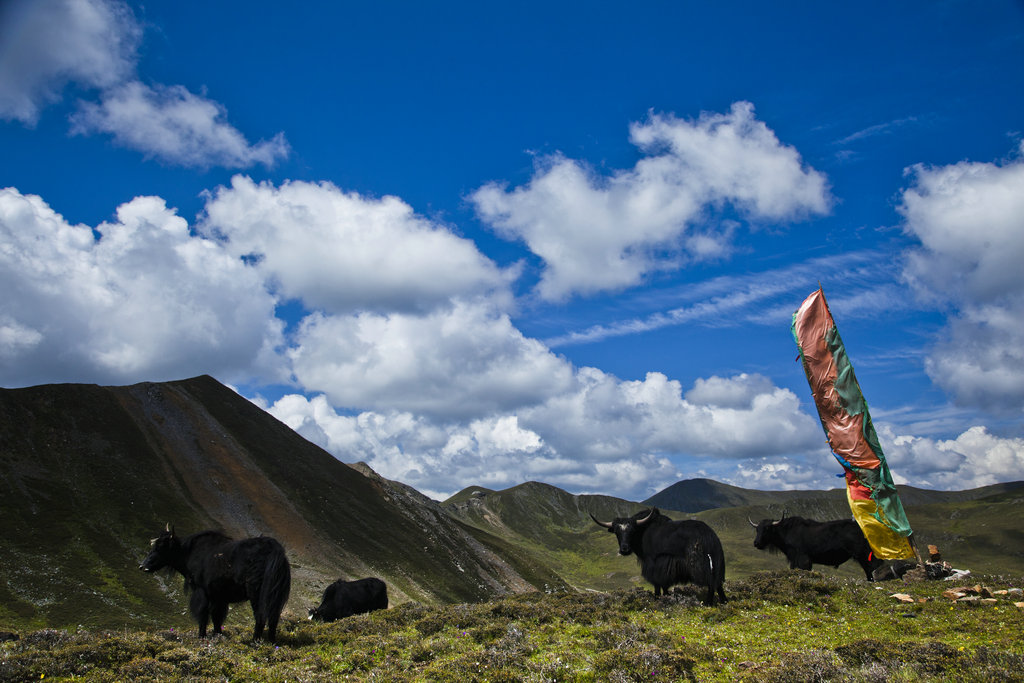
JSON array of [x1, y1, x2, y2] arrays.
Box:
[[2, 571, 1022, 682]]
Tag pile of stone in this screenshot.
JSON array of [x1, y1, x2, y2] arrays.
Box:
[[886, 544, 979, 582], [890, 585, 1023, 607], [941, 585, 1024, 608]]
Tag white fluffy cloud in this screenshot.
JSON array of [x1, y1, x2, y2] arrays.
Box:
[[471, 102, 830, 301], [717, 421, 1024, 493], [0, 187, 283, 386], [522, 370, 822, 462], [900, 145, 1024, 411], [209, 177, 835, 499], [725, 459, 841, 492], [0, 0, 138, 124], [901, 146, 1024, 303], [685, 372, 779, 408], [264, 370, 825, 500], [879, 424, 1024, 490], [71, 82, 290, 168], [265, 395, 566, 500], [0, 0, 287, 168], [0, 173, 833, 500], [289, 302, 576, 419], [2, 172, 1007, 502], [200, 176, 513, 313]]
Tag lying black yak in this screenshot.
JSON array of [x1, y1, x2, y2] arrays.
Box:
[[308, 577, 388, 622]]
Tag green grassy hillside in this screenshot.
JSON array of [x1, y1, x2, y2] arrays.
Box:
[[0, 376, 561, 632], [446, 479, 1024, 589], [444, 481, 667, 591]]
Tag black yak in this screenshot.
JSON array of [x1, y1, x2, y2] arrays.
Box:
[[591, 508, 727, 605], [308, 577, 388, 622], [749, 513, 883, 580], [139, 525, 291, 642]]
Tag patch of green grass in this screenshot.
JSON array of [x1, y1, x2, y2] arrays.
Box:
[[1, 572, 1022, 682]]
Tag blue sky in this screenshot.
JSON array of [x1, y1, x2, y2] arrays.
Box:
[[2, 1, 1023, 500]]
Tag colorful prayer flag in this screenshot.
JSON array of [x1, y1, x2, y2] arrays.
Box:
[[792, 287, 916, 560]]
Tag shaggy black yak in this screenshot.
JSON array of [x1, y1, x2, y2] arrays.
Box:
[[140, 525, 291, 642]]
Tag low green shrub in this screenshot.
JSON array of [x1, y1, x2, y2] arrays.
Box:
[[1, 572, 1021, 682]]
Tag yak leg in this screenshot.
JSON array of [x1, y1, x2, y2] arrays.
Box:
[[717, 584, 728, 604], [210, 602, 229, 636], [789, 553, 812, 570], [856, 557, 876, 581], [190, 590, 211, 638], [250, 598, 266, 642], [265, 610, 280, 643]]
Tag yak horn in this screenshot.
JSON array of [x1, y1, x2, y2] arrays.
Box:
[[589, 512, 613, 529], [747, 517, 758, 528], [636, 508, 656, 525]]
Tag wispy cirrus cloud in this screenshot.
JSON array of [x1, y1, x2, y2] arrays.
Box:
[[544, 251, 908, 347], [835, 116, 920, 146]]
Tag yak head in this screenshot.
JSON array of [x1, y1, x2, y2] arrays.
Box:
[[139, 523, 181, 572], [307, 606, 322, 621], [749, 511, 787, 551], [590, 508, 658, 556]]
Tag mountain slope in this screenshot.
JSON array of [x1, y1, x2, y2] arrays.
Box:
[[445, 481, 685, 591], [646, 476, 1024, 514], [446, 478, 1024, 588], [0, 376, 563, 631], [642, 477, 842, 512]]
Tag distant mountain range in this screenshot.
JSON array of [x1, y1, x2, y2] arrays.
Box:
[[1, 375, 1021, 632], [443, 475, 1024, 590], [643, 475, 1024, 513]]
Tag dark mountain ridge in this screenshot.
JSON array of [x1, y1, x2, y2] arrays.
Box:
[[644, 476, 1024, 514], [0, 375, 563, 631]]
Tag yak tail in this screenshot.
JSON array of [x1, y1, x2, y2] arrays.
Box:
[[260, 547, 292, 620]]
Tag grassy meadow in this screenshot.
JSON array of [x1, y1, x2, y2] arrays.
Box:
[[2, 571, 1022, 682]]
